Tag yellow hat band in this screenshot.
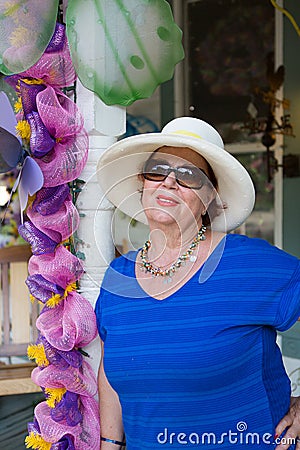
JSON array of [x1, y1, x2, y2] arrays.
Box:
[[172, 130, 202, 139]]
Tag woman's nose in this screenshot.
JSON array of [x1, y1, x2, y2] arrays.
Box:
[[162, 171, 178, 188]]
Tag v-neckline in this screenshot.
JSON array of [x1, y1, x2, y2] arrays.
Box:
[[133, 232, 228, 301]]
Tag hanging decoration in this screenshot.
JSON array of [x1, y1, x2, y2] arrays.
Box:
[[0, 1, 184, 449], [0, 91, 23, 172], [0, 124, 23, 173], [3, 21, 99, 450], [65, 0, 184, 106], [0, 90, 44, 213], [0, 0, 59, 75]]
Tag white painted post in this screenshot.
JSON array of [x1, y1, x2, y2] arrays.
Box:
[[75, 80, 126, 373]]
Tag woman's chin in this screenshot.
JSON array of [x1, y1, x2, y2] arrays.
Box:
[[145, 209, 178, 226]]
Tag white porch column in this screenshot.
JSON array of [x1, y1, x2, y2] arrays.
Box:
[[75, 80, 126, 373]]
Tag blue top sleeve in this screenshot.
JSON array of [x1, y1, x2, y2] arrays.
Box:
[[275, 260, 300, 331]]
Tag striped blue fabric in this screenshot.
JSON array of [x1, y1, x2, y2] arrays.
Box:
[[95, 234, 300, 449]]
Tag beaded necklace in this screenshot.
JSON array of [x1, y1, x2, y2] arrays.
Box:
[[140, 225, 206, 282]]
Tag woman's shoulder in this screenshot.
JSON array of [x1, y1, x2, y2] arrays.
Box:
[[109, 250, 138, 272], [226, 233, 299, 266], [100, 250, 139, 294], [227, 233, 290, 254]]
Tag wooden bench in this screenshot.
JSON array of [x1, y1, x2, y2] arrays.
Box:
[[0, 245, 41, 395]]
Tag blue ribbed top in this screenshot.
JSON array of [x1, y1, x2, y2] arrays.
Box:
[[95, 234, 300, 449]]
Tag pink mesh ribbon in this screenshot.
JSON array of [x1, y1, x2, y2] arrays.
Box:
[[34, 87, 88, 187], [32, 360, 97, 397], [32, 397, 100, 450], [36, 86, 84, 137], [26, 196, 80, 243], [36, 292, 98, 351], [28, 244, 84, 287], [36, 129, 88, 187]]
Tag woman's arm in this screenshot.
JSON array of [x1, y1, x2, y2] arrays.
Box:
[[275, 396, 300, 449], [98, 340, 125, 449]]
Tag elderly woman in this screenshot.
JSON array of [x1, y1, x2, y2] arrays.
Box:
[[95, 117, 300, 449]]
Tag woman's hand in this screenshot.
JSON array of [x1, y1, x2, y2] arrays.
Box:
[[275, 397, 300, 449]]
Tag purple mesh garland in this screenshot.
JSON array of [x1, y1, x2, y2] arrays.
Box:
[[51, 391, 83, 427], [32, 185, 70, 216], [27, 111, 55, 157], [36, 292, 98, 351], [31, 360, 97, 397], [28, 245, 84, 287], [46, 23, 66, 53], [36, 86, 84, 139], [26, 273, 64, 303], [27, 420, 76, 450], [40, 335, 83, 370], [19, 80, 46, 117], [50, 435, 75, 450], [31, 86, 89, 187], [33, 399, 100, 449], [4, 25, 76, 90], [37, 130, 88, 188], [16, 21, 100, 449], [27, 417, 41, 435], [27, 197, 80, 243], [18, 221, 58, 255], [19, 33, 76, 89]]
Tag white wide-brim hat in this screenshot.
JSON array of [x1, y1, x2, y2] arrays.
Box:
[[97, 117, 255, 232]]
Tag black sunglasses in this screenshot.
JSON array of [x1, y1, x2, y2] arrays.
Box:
[[142, 159, 209, 189]]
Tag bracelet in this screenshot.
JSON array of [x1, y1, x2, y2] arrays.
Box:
[[100, 436, 126, 446]]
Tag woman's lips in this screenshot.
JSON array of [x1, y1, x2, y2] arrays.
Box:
[[156, 194, 179, 207]]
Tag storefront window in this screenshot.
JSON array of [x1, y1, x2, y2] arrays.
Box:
[[185, 0, 276, 244], [185, 0, 275, 144], [234, 152, 274, 244]]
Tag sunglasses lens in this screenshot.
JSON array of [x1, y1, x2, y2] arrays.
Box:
[[176, 166, 205, 189], [143, 162, 169, 182]]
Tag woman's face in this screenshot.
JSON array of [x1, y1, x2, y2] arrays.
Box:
[[141, 146, 216, 229]]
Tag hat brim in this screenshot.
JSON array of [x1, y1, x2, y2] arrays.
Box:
[[96, 133, 255, 232]]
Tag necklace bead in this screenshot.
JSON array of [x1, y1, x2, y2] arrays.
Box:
[[140, 225, 206, 279]]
